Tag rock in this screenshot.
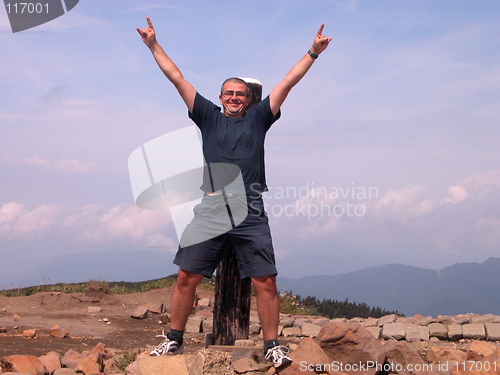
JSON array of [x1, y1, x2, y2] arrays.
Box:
[[74, 352, 102, 375], [185, 352, 205, 375], [103, 357, 118, 374], [293, 318, 310, 328], [87, 306, 102, 314], [279, 318, 294, 328], [130, 306, 149, 319], [1, 355, 48, 375], [313, 317, 331, 327], [426, 345, 466, 364], [148, 302, 165, 314], [428, 323, 448, 340], [282, 327, 302, 337], [382, 340, 433, 375], [365, 327, 380, 340], [453, 315, 472, 325], [53, 369, 78, 375], [22, 329, 36, 338], [301, 323, 322, 337], [377, 314, 396, 326], [185, 316, 203, 333], [137, 355, 190, 375], [415, 316, 433, 326], [472, 314, 496, 324], [60, 350, 83, 369], [381, 323, 405, 340], [12, 314, 21, 321], [396, 316, 415, 324], [49, 325, 70, 338], [202, 317, 213, 333], [448, 324, 463, 341], [404, 324, 429, 341], [0, 327, 7, 333], [249, 324, 261, 334], [196, 298, 211, 310], [462, 323, 486, 340], [315, 320, 386, 375], [362, 318, 378, 327], [91, 342, 114, 361], [235, 340, 255, 347], [485, 323, 500, 341], [195, 309, 213, 318], [231, 357, 270, 373], [38, 352, 62, 373], [280, 337, 331, 375], [466, 340, 498, 361]]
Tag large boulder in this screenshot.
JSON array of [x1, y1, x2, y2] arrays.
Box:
[[1, 355, 48, 375], [382, 340, 433, 375], [315, 320, 386, 375], [280, 337, 346, 375]]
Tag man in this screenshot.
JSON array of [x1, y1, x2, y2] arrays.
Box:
[[136, 17, 331, 369]]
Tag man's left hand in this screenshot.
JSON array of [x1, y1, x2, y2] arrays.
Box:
[[311, 24, 332, 55]]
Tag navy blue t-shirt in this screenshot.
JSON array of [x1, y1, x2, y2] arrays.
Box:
[[189, 92, 280, 194]]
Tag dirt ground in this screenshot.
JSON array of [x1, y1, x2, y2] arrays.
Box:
[[0, 286, 211, 358]]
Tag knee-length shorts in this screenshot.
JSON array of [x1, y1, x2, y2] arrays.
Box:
[[173, 194, 277, 279]]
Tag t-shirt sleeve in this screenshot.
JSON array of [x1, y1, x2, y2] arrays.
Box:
[[188, 92, 221, 131], [250, 95, 281, 132]]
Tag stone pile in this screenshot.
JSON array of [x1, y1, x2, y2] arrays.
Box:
[[188, 295, 500, 344], [0, 342, 117, 375], [3, 306, 500, 374]]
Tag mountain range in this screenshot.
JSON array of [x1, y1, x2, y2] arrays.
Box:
[[277, 257, 500, 317]]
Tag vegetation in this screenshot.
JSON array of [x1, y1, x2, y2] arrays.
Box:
[[279, 291, 402, 319], [1, 277, 400, 319], [0, 275, 216, 297], [114, 349, 138, 372]]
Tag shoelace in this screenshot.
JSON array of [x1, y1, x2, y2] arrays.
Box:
[[265, 345, 290, 361]]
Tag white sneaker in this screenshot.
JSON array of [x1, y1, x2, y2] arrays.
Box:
[[149, 330, 183, 356], [264, 345, 292, 368]]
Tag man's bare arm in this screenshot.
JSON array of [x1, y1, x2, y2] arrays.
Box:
[[269, 24, 331, 116], [136, 17, 196, 112]]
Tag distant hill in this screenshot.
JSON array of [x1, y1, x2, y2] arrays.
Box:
[[0, 249, 179, 289], [276, 252, 378, 278], [277, 257, 500, 317]]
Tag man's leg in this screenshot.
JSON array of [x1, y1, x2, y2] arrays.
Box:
[[170, 268, 204, 331], [251, 275, 279, 340], [150, 268, 203, 356], [251, 274, 292, 369]]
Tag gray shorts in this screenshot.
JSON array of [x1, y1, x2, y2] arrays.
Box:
[[173, 195, 277, 279]]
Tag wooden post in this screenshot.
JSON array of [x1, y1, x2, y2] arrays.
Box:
[[212, 78, 262, 346]]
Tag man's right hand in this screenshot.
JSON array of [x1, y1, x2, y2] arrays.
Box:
[[136, 16, 157, 49]]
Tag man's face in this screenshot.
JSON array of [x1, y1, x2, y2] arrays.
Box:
[[219, 82, 250, 118]]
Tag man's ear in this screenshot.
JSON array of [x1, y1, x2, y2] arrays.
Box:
[[219, 94, 223, 104]]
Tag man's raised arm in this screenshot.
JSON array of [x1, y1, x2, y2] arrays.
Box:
[[269, 24, 331, 116], [136, 17, 196, 112]]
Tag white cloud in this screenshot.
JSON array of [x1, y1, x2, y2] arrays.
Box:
[[2, 155, 99, 174], [0, 202, 175, 250], [440, 185, 468, 206]]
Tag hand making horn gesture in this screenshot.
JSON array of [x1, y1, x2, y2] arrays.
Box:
[[310, 24, 332, 56], [136, 16, 157, 49]]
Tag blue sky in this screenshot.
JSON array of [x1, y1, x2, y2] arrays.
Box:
[[1, 0, 499, 284]]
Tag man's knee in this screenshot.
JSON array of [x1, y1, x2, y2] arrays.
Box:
[[251, 275, 278, 294], [176, 268, 204, 289]]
